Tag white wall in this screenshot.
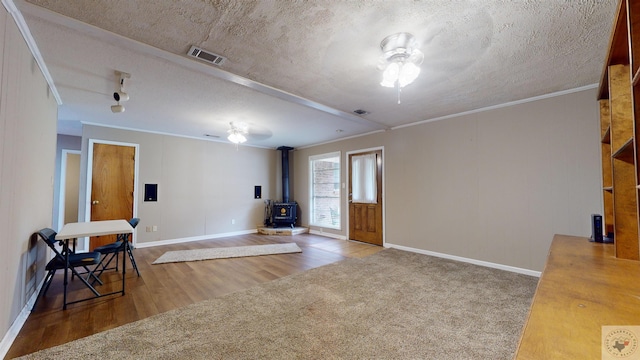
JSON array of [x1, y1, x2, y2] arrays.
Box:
[[0, 4, 58, 349], [294, 88, 602, 271], [79, 125, 278, 245]]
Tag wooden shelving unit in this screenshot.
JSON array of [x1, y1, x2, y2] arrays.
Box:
[[598, 0, 640, 260], [600, 101, 614, 236]]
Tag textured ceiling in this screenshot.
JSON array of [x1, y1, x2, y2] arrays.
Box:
[[15, 0, 617, 148]]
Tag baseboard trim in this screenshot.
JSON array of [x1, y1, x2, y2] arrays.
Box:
[[0, 279, 43, 359], [308, 229, 347, 240], [134, 229, 258, 249], [385, 243, 541, 277]]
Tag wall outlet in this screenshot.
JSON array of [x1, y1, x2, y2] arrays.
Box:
[[152, 225, 158, 232], [146, 226, 152, 232], [231, 219, 235, 225]]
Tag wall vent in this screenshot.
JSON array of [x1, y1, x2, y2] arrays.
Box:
[[187, 46, 226, 66]]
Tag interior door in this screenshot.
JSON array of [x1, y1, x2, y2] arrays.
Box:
[[90, 143, 135, 250], [349, 150, 383, 246]]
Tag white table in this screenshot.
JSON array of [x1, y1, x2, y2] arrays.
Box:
[[56, 219, 133, 309]]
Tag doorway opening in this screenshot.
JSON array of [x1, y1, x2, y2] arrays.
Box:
[[58, 149, 81, 231]]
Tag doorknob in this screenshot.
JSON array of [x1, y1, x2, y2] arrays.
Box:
[[92, 200, 100, 205]]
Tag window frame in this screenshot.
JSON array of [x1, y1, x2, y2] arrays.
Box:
[[309, 151, 341, 230]]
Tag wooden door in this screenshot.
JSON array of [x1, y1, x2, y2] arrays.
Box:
[[349, 150, 383, 245], [90, 143, 135, 250]]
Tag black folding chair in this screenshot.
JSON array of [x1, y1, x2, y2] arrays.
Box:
[[32, 228, 102, 310], [92, 218, 141, 279]]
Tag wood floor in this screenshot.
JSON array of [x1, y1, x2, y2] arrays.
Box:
[[5, 233, 382, 359]]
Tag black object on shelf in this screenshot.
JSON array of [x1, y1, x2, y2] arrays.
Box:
[[589, 214, 613, 243]]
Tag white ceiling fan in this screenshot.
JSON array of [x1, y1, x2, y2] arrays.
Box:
[[227, 122, 248, 144], [225, 121, 273, 145]]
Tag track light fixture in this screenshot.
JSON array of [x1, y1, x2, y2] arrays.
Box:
[[111, 71, 130, 113], [111, 104, 125, 113], [113, 90, 129, 102]]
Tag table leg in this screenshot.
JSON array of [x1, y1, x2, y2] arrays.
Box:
[[122, 237, 127, 295], [63, 239, 70, 310]]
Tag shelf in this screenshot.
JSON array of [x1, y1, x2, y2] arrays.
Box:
[[598, 0, 629, 100], [633, 67, 640, 86], [601, 126, 611, 144], [630, 0, 640, 76], [599, 0, 640, 262], [612, 137, 634, 161]]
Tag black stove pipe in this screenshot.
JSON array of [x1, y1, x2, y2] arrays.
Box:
[[277, 146, 294, 203]]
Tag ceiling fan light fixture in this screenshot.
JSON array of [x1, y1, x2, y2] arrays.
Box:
[[227, 131, 247, 144], [397, 62, 421, 87], [227, 122, 248, 144], [378, 32, 423, 103], [380, 62, 400, 88]]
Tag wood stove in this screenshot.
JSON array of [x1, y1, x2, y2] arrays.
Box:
[[272, 202, 296, 228], [272, 146, 297, 228]]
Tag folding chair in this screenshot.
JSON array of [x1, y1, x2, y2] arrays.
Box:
[[32, 228, 102, 310], [92, 218, 141, 279]]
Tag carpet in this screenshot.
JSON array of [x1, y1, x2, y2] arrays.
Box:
[[152, 243, 302, 264], [18, 248, 538, 359]]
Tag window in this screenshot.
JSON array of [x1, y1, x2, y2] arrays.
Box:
[[351, 153, 377, 204], [309, 152, 341, 229]]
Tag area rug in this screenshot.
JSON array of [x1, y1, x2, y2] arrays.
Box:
[[152, 242, 302, 264], [19, 248, 538, 359]]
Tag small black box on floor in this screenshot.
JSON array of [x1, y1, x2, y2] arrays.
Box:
[[590, 214, 603, 242], [589, 214, 613, 243]]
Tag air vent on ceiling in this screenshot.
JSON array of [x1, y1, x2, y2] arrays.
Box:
[[188, 45, 226, 66]]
